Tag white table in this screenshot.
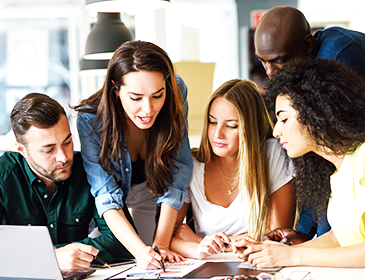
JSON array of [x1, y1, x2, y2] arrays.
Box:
[[89, 263, 135, 280], [280, 265, 365, 280], [89, 253, 365, 280]]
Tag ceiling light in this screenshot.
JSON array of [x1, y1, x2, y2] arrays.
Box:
[[83, 12, 134, 60], [79, 58, 109, 75], [85, 0, 171, 13]]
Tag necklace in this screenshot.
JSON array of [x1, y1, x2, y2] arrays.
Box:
[[216, 160, 235, 180], [216, 160, 236, 195]]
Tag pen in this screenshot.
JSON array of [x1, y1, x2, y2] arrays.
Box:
[[152, 245, 165, 272], [94, 255, 111, 268]]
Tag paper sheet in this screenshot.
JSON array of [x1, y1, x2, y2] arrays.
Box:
[[109, 260, 206, 279], [238, 261, 282, 272]]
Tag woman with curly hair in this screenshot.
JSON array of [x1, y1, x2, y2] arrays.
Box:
[[170, 79, 295, 259], [233, 58, 365, 267], [74, 41, 193, 269]]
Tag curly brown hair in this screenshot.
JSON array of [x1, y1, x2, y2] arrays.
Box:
[[264, 58, 365, 219]]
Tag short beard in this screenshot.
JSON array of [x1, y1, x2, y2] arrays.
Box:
[[26, 150, 73, 182]]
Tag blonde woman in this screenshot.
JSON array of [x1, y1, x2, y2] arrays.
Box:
[[170, 79, 295, 259]]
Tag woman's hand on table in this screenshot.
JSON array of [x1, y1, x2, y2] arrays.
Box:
[[232, 237, 293, 268], [153, 243, 185, 263], [196, 232, 231, 259]]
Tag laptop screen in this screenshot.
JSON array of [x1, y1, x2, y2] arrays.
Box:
[[0, 225, 63, 280]]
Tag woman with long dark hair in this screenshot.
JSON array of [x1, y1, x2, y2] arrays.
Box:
[[74, 40, 193, 269]]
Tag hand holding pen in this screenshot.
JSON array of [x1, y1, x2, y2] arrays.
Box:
[[153, 245, 166, 272], [136, 246, 166, 270], [137, 245, 183, 270], [94, 256, 111, 268], [55, 243, 100, 270], [69, 241, 110, 268], [196, 232, 231, 259]]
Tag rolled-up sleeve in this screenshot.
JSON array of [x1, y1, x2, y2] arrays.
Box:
[[156, 75, 193, 210], [77, 111, 126, 217]]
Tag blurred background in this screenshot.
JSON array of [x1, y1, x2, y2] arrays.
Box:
[[0, 0, 363, 150]]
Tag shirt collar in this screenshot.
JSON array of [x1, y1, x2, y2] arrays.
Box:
[[21, 155, 41, 186]]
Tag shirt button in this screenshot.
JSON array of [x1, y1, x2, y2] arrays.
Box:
[[44, 194, 48, 199], [38, 179, 42, 183], [75, 218, 79, 223], [50, 224, 54, 228], [125, 168, 129, 172]]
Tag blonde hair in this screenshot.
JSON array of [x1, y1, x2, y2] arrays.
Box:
[[193, 79, 273, 240]]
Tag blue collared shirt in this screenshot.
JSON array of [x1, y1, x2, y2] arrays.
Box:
[[315, 26, 365, 80], [77, 75, 193, 217]]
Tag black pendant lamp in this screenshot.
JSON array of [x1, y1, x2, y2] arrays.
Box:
[[79, 58, 109, 75], [83, 12, 134, 60], [85, 0, 171, 12]]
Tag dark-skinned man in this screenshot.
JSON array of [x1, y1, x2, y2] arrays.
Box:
[[255, 6, 365, 79]]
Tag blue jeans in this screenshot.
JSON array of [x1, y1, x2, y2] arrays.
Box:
[[297, 206, 331, 238]]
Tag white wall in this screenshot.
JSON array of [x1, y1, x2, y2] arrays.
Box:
[[134, 0, 239, 92], [299, 0, 365, 32]]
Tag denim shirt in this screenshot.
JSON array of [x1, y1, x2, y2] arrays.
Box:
[[77, 75, 193, 217], [315, 26, 365, 80]]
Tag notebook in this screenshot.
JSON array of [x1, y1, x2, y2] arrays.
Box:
[[0, 225, 95, 280]]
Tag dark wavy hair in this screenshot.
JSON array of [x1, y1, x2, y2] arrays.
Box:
[[264, 58, 365, 219], [73, 40, 186, 196]]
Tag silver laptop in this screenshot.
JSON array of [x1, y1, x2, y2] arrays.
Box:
[[0, 225, 95, 280]]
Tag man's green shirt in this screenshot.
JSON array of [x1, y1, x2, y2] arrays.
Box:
[[0, 151, 132, 263]]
